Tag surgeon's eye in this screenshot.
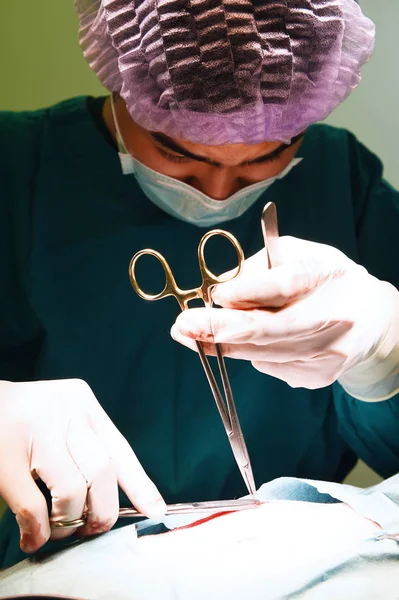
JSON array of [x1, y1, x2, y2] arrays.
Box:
[[157, 147, 191, 164]]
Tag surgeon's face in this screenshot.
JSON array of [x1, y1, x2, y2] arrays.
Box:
[[104, 96, 304, 201]]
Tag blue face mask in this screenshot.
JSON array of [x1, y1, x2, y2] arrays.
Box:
[[111, 97, 302, 228]]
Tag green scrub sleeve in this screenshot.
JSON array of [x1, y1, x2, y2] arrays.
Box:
[[0, 110, 45, 381], [334, 133, 399, 479]]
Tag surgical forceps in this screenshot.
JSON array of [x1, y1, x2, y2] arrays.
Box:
[[129, 229, 256, 496]]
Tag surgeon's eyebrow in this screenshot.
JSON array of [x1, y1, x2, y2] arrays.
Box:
[[150, 131, 304, 167]]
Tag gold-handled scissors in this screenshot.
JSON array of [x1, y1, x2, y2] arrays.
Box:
[[129, 229, 256, 496]]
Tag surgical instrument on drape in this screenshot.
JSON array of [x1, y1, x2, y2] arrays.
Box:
[[51, 498, 262, 529]]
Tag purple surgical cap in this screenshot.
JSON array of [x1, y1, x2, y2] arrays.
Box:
[[75, 0, 375, 145]]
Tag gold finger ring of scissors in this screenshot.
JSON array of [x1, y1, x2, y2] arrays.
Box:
[[129, 229, 256, 496]]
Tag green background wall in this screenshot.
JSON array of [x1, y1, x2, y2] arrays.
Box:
[[0, 2, 104, 110], [1, 1, 397, 518]]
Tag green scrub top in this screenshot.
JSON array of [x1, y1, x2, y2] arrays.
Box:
[[0, 97, 398, 568]]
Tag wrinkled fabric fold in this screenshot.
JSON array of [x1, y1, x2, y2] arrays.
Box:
[[1, 476, 399, 599], [75, 0, 375, 144]]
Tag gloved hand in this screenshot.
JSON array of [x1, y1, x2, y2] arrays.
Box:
[[171, 236, 399, 400], [0, 379, 166, 553]]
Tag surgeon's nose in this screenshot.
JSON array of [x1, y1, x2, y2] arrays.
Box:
[[188, 169, 243, 200]]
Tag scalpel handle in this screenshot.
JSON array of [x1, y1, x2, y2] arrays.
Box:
[[261, 202, 280, 269]]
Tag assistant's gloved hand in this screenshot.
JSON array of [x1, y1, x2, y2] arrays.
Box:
[[171, 237, 399, 400], [0, 379, 166, 554]]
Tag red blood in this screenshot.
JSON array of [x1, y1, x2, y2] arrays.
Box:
[[175, 510, 236, 531]]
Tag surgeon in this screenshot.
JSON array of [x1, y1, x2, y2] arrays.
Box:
[[0, 0, 398, 569]]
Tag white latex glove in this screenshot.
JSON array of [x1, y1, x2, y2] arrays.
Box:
[[171, 237, 399, 400], [0, 378, 166, 554]]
